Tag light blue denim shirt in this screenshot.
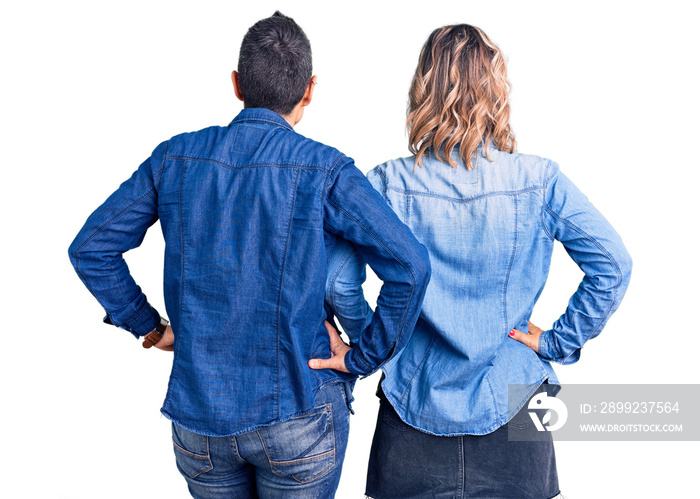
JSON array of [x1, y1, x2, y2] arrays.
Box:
[[326, 144, 632, 435]]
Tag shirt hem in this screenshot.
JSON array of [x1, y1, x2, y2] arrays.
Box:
[[160, 379, 351, 438], [380, 372, 559, 437]]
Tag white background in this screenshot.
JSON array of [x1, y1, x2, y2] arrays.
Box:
[[2, 1, 698, 497]]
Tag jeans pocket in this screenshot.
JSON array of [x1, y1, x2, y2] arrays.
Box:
[[258, 404, 335, 484], [172, 424, 214, 479]]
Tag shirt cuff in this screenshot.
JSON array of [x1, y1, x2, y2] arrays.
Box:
[[103, 303, 161, 338], [344, 346, 374, 376], [538, 329, 581, 365]]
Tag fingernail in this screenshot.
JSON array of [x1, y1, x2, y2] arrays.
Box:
[[509, 330, 515, 336]]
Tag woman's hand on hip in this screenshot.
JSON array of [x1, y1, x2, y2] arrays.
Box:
[[508, 321, 544, 353]]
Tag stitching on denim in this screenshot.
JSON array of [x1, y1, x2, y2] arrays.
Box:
[[178, 161, 187, 354], [399, 334, 437, 406], [291, 454, 336, 484], [172, 435, 213, 478], [458, 435, 465, 498], [256, 429, 272, 463], [73, 187, 157, 255], [484, 372, 499, 421], [230, 435, 243, 461], [322, 155, 350, 207], [349, 344, 374, 373], [288, 404, 332, 461], [166, 155, 330, 172], [404, 193, 411, 224], [231, 116, 293, 131], [291, 402, 336, 483], [72, 183, 157, 329], [327, 246, 360, 312], [504, 374, 549, 424], [172, 439, 208, 459], [161, 396, 338, 437], [270, 448, 336, 466], [543, 204, 623, 359], [502, 194, 518, 333], [120, 305, 151, 333], [541, 161, 557, 241], [386, 185, 543, 203], [274, 167, 301, 418], [326, 196, 417, 362], [256, 404, 336, 483], [286, 403, 331, 421], [153, 141, 169, 190], [374, 166, 389, 202]]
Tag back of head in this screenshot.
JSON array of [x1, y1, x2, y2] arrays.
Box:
[[237, 11, 312, 116], [408, 24, 516, 169]]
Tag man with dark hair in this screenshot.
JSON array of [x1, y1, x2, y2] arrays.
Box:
[[68, 11, 430, 497]]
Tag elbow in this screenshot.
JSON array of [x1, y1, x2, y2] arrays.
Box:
[[615, 247, 633, 291], [413, 243, 432, 294], [68, 236, 82, 271]]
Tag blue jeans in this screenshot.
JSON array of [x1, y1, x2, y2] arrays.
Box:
[[172, 382, 351, 498], [366, 385, 560, 499]]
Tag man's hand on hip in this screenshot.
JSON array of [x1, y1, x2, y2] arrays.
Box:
[[308, 321, 350, 373], [142, 325, 174, 352]]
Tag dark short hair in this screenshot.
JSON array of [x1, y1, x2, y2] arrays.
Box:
[[237, 11, 312, 115]]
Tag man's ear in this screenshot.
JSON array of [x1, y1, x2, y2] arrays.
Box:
[[300, 75, 317, 107], [231, 71, 244, 102]]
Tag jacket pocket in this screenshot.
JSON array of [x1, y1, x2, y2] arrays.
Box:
[[257, 404, 335, 483], [171, 424, 214, 479]]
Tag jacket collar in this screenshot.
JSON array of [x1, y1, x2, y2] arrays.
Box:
[[229, 108, 294, 131]]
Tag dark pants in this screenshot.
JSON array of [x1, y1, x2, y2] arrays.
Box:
[[366, 386, 559, 499]]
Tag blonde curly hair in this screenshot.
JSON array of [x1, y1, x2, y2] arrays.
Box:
[[408, 24, 516, 169]]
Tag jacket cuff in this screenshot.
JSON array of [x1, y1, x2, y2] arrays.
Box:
[[344, 346, 374, 376], [103, 303, 161, 338], [538, 329, 581, 365]]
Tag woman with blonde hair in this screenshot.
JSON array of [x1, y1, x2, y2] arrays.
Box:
[[313, 23, 632, 498]]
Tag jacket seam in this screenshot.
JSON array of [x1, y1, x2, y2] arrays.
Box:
[[166, 155, 331, 172], [386, 185, 543, 203], [72, 187, 156, 255], [540, 161, 557, 241], [178, 161, 187, 353], [274, 167, 301, 418], [231, 116, 293, 131], [153, 141, 169, 189], [374, 166, 389, 202], [322, 155, 349, 202], [399, 334, 437, 406], [72, 186, 157, 328], [404, 194, 411, 224], [73, 145, 167, 317], [502, 194, 518, 333]]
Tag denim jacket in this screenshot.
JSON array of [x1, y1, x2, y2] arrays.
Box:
[[327, 145, 632, 435], [68, 108, 430, 437]]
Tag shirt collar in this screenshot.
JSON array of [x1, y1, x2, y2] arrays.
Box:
[[229, 108, 294, 131]]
